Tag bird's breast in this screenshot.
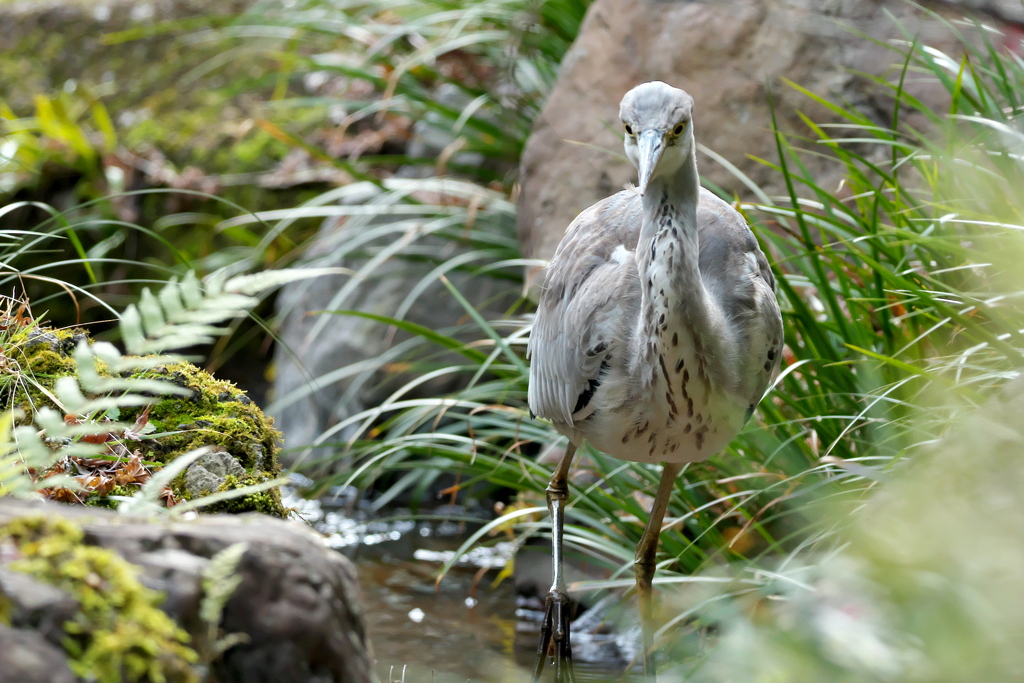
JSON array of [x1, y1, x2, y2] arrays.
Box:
[[571, 345, 748, 465]]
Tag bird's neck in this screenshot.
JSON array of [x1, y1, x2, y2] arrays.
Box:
[[632, 147, 711, 382], [637, 149, 701, 284]]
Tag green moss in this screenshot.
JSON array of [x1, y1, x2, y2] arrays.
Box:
[[0, 588, 11, 626], [1, 327, 81, 416], [1, 515, 199, 682], [85, 484, 140, 510], [0, 327, 284, 516], [204, 473, 287, 517], [120, 361, 281, 472], [23, 347, 75, 377]]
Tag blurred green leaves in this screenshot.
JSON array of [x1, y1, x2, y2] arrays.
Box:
[[0, 89, 117, 197]]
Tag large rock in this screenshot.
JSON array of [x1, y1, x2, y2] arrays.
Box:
[[516, 0, 998, 277], [0, 499, 373, 683]]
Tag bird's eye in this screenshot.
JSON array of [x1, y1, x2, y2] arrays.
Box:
[[673, 123, 685, 136], [624, 123, 634, 136]]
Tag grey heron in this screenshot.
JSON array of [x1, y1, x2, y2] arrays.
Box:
[[526, 82, 783, 680]]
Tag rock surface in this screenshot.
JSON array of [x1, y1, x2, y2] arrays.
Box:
[[0, 499, 373, 683], [0, 568, 79, 646], [184, 449, 248, 497], [0, 625, 76, 683], [516, 0, 1002, 276]]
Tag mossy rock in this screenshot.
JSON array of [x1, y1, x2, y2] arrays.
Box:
[[1, 325, 285, 516], [0, 514, 200, 682]]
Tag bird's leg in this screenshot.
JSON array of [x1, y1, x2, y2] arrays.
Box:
[[532, 442, 578, 683], [633, 462, 683, 680]]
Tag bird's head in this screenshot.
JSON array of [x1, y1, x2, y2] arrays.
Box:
[[619, 82, 695, 196]]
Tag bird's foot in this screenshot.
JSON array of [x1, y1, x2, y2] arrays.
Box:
[[531, 589, 576, 683]]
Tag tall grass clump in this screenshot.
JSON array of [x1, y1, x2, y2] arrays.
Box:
[[676, 22, 1024, 673], [622, 16, 1024, 675]]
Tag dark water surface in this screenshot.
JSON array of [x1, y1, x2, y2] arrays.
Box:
[[286, 485, 531, 681], [358, 556, 524, 681]]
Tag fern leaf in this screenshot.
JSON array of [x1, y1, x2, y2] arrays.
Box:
[[199, 541, 247, 628], [224, 268, 343, 296], [180, 271, 205, 310], [158, 276, 185, 319], [68, 343, 191, 398], [120, 304, 147, 356], [138, 288, 167, 339]]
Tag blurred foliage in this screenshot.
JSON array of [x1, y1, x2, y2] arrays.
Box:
[[683, 379, 1024, 682], [669, 21, 1024, 679], [209, 0, 590, 175], [0, 93, 116, 197]]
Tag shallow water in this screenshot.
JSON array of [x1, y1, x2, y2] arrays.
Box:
[[358, 556, 524, 682], [286, 483, 636, 682]]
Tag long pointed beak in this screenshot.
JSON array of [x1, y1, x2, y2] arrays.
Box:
[[636, 129, 664, 196]]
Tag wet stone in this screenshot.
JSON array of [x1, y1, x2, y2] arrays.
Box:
[[177, 419, 214, 430], [167, 372, 192, 389], [0, 498, 372, 682], [249, 443, 265, 469], [194, 450, 245, 478], [183, 450, 246, 496], [0, 569, 78, 646], [0, 625, 76, 683], [216, 391, 252, 405], [231, 441, 265, 469], [183, 466, 223, 497]]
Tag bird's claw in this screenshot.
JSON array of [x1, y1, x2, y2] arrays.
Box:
[[531, 589, 576, 683]]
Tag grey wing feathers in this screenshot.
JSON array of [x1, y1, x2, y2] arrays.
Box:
[[527, 192, 642, 425], [695, 189, 783, 402]]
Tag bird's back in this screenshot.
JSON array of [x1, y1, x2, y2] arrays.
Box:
[[528, 188, 781, 463]]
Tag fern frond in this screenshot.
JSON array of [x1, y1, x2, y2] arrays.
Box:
[[5, 265, 332, 506], [199, 541, 250, 658], [4, 415, 83, 495], [200, 542, 247, 628], [122, 268, 342, 356]]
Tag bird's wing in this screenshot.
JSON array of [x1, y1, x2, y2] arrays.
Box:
[[528, 191, 643, 425], [695, 188, 783, 404]]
